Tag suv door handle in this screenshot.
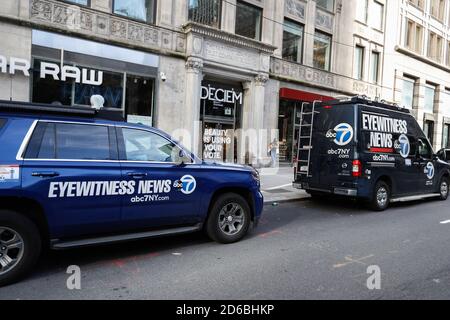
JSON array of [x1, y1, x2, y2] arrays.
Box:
[[32, 172, 60, 178], [127, 172, 147, 178]]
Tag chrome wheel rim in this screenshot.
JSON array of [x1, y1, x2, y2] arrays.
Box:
[[0, 227, 24, 276], [376, 187, 388, 208], [441, 181, 448, 197], [218, 203, 246, 236]]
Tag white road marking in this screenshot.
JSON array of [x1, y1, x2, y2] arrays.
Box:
[[264, 183, 292, 191], [440, 220, 450, 224]]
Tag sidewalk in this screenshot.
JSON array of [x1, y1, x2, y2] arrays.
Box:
[[258, 165, 310, 204]]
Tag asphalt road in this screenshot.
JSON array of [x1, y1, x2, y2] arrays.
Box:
[[1, 197, 450, 300]]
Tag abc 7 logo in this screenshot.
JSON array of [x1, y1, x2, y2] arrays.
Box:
[[326, 130, 337, 139]]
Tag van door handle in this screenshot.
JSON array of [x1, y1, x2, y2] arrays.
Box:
[[127, 172, 147, 178], [32, 172, 60, 178]]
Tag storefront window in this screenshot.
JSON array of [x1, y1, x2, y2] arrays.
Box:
[[188, 0, 221, 29], [313, 31, 332, 71], [32, 59, 73, 106], [74, 69, 124, 108], [282, 20, 304, 63], [235, 1, 262, 40], [113, 0, 155, 23], [200, 81, 243, 163], [31, 58, 154, 123]]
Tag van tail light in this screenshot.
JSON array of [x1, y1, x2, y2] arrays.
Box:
[[352, 160, 362, 177]]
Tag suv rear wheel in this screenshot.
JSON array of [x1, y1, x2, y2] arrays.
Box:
[[0, 210, 42, 287], [438, 177, 449, 200], [370, 181, 390, 211], [206, 193, 251, 244]]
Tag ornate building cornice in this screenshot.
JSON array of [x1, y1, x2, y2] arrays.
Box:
[[183, 22, 276, 54]]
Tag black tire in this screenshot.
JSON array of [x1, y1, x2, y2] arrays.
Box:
[[206, 193, 251, 244], [0, 210, 42, 287], [370, 181, 390, 211], [438, 176, 449, 201]]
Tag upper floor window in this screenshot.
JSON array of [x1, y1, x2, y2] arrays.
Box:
[[235, 1, 262, 40], [430, 0, 445, 21], [409, 0, 425, 10], [356, 0, 368, 23], [424, 83, 436, 113], [113, 0, 156, 24], [354, 45, 364, 80], [428, 31, 443, 63], [313, 31, 332, 71], [316, 0, 334, 11], [282, 20, 304, 63], [370, 51, 380, 83], [64, 0, 89, 5], [405, 19, 423, 54], [447, 41, 450, 66], [370, 1, 384, 30], [401, 76, 416, 109], [188, 0, 221, 29]]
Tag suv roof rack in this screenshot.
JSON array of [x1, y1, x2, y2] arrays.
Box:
[[0, 100, 125, 121], [323, 95, 410, 114]]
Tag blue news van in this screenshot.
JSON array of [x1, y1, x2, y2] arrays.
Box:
[[293, 96, 450, 211], [0, 101, 263, 286]]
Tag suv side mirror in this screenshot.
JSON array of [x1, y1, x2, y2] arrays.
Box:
[[175, 149, 189, 166]]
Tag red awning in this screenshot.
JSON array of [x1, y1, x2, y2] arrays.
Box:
[[279, 88, 334, 102]]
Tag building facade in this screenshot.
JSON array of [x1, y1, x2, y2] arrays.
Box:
[[0, 0, 448, 166]]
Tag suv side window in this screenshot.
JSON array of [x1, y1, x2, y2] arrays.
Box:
[[121, 128, 191, 163], [417, 137, 432, 159], [0, 119, 6, 130], [25, 122, 113, 160]]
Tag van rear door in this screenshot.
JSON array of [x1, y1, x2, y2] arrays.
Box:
[[309, 104, 356, 189]]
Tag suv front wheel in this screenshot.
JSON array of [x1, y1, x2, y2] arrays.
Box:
[[0, 210, 42, 287], [206, 193, 251, 244], [370, 181, 390, 211]]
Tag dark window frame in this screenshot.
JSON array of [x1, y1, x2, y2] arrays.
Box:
[[112, 0, 157, 25], [235, 0, 263, 41]]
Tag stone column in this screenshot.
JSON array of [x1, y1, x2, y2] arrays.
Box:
[[184, 57, 203, 157], [239, 73, 269, 167], [221, 0, 236, 34], [433, 85, 446, 150]]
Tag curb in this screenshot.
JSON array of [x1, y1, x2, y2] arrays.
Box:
[[263, 196, 311, 206]]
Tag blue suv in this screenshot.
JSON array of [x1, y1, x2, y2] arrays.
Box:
[[0, 101, 263, 286]]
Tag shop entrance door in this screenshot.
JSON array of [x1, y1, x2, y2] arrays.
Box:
[[279, 100, 303, 165], [202, 121, 236, 163]]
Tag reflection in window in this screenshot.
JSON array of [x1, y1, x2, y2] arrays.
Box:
[[354, 46, 364, 80], [126, 75, 154, 118], [424, 85, 436, 113], [56, 123, 111, 160], [401, 78, 415, 109], [74, 70, 124, 108], [316, 0, 334, 11], [313, 31, 332, 71], [65, 0, 89, 5], [370, 51, 380, 83], [122, 128, 189, 163], [235, 1, 262, 40], [113, 0, 155, 23], [282, 20, 304, 63], [188, 0, 221, 28]]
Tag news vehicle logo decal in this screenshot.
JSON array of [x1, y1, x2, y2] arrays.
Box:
[[425, 162, 435, 180], [179, 175, 197, 195], [327, 123, 354, 146], [397, 134, 410, 159]]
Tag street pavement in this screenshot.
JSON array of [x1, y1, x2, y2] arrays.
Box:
[[259, 165, 309, 204], [1, 196, 450, 300]]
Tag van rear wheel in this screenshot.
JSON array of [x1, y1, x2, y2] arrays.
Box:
[[438, 177, 449, 200], [370, 181, 390, 211]]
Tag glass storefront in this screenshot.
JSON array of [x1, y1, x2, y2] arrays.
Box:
[[278, 99, 302, 164], [200, 80, 243, 163], [30, 30, 158, 126]]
